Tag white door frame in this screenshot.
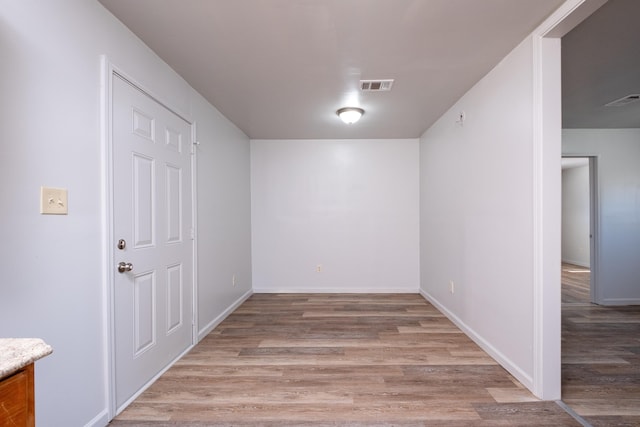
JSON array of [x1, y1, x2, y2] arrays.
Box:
[[531, 0, 607, 400], [100, 56, 198, 419], [587, 156, 599, 303]]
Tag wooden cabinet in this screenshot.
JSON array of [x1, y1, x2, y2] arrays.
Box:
[[0, 363, 34, 427]]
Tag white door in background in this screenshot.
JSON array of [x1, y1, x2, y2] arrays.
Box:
[[112, 75, 193, 411]]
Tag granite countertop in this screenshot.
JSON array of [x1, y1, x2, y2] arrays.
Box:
[[0, 338, 53, 379]]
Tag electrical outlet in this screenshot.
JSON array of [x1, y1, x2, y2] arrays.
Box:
[[316, 264, 322, 273], [232, 274, 236, 287], [449, 280, 455, 294], [40, 187, 68, 215]]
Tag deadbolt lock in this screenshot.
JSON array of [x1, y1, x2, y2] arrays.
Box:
[[117, 239, 126, 250]]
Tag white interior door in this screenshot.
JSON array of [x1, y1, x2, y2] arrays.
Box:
[[112, 75, 193, 411]]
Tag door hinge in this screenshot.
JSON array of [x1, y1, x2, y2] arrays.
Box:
[[190, 228, 195, 240]]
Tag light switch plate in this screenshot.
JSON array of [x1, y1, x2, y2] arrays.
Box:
[[40, 187, 68, 215]]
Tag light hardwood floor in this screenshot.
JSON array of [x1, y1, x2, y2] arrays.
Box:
[[561, 263, 640, 427], [112, 293, 578, 426]]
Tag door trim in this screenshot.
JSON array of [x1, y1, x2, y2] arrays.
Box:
[[588, 156, 599, 304], [100, 56, 198, 419], [531, 0, 607, 400]]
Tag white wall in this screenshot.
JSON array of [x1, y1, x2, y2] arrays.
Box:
[[251, 139, 419, 292], [420, 37, 538, 390], [193, 94, 253, 339], [0, 1, 251, 425], [563, 129, 640, 304], [562, 165, 590, 267]]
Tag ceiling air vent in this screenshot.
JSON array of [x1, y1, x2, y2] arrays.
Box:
[[360, 79, 394, 92], [604, 94, 640, 107]]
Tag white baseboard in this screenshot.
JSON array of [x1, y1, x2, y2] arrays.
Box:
[[252, 287, 419, 294], [419, 288, 534, 391], [84, 409, 109, 427], [197, 289, 253, 341], [601, 297, 640, 305]]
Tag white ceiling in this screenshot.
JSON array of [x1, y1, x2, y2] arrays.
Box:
[[562, 0, 640, 129], [99, 0, 567, 139]]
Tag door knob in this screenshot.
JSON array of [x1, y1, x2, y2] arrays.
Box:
[[118, 262, 134, 273]]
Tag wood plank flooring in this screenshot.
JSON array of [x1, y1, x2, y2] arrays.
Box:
[[111, 294, 578, 426], [561, 263, 640, 427], [561, 263, 591, 304]]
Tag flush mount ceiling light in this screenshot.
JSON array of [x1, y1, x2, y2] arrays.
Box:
[[336, 107, 364, 124]]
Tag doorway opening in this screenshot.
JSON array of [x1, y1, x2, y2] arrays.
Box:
[[561, 156, 597, 305]]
